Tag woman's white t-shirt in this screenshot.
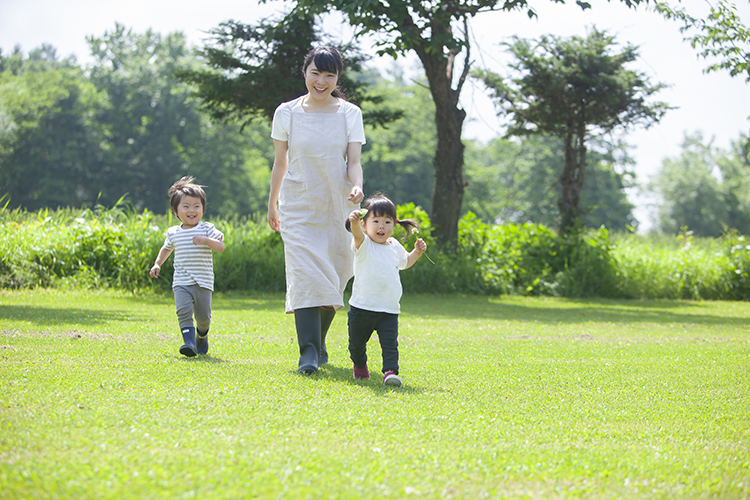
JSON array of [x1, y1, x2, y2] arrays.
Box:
[[349, 235, 409, 315], [271, 96, 366, 144]]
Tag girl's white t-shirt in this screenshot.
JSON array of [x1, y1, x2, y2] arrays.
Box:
[[271, 96, 366, 144], [349, 235, 409, 314]]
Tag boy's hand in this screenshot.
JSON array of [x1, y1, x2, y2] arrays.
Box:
[[149, 264, 160, 278], [415, 238, 426, 254], [192, 235, 206, 245]]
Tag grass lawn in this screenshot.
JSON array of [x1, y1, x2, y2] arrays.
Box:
[[0, 290, 748, 499]]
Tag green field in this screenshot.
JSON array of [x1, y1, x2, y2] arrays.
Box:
[[1, 290, 748, 499]]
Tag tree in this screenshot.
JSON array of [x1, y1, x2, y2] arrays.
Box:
[[0, 46, 107, 210], [463, 134, 637, 230], [86, 24, 205, 211], [650, 132, 729, 236], [475, 28, 668, 234], [361, 72, 437, 211], [178, 14, 400, 129], [650, 132, 750, 236], [654, 0, 750, 81], [261, 0, 647, 248]]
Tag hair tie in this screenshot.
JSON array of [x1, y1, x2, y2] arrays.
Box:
[[395, 218, 400, 223]]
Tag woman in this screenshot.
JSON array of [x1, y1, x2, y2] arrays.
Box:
[[267, 46, 365, 374]]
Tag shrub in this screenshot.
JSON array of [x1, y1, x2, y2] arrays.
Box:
[[2, 202, 747, 300]]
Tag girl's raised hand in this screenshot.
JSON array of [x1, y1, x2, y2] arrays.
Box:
[[415, 238, 427, 254], [348, 210, 361, 223]]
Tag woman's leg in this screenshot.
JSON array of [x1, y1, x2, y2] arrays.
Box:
[[294, 307, 322, 374]]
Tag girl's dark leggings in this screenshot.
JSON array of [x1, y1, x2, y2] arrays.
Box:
[[347, 306, 399, 374]]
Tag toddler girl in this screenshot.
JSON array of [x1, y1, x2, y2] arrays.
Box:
[[345, 194, 427, 386]]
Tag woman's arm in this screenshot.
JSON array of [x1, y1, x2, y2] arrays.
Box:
[[346, 141, 364, 204], [267, 139, 289, 232]]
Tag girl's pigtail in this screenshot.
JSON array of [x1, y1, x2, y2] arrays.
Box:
[[396, 218, 419, 241]]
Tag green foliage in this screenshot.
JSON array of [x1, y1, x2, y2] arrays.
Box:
[[475, 28, 669, 234], [721, 231, 750, 300], [2, 202, 747, 301], [655, 0, 750, 81], [650, 132, 750, 236], [0, 48, 107, 211], [464, 135, 637, 231], [362, 77, 436, 212], [180, 14, 401, 129]]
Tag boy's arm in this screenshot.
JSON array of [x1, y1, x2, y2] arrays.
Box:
[[348, 210, 365, 250], [149, 246, 174, 278], [192, 235, 225, 253], [403, 238, 426, 270]]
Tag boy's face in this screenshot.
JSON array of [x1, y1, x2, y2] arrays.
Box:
[[175, 195, 204, 229]]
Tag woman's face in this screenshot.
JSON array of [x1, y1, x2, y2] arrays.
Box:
[[303, 61, 339, 103]]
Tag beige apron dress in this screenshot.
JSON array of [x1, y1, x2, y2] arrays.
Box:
[[279, 110, 358, 314]]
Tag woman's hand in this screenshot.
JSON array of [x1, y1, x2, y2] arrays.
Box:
[[347, 186, 364, 204], [268, 205, 280, 232]]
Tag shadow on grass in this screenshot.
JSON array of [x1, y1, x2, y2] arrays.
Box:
[[302, 363, 428, 395], [0, 305, 150, 328], [403, 295, 749, 327]]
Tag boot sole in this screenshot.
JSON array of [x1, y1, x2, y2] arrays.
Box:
[[180, 345, 198, 357]]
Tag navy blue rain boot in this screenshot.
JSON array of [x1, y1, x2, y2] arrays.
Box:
[[196, 329, 209, 355], [179, 326, 198, 357]]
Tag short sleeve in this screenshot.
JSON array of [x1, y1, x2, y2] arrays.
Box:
[[344, 102, 366, 145], [271, 102, 292, 142], [393, 240, 409, 270], [163, 230, 174, 250], [205, 222, 223, 240]]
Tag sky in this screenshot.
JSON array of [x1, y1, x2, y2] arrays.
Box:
[[1, 0, 748, 229]]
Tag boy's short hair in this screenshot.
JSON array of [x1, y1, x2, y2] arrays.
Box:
[[168, 176, 206, 214]]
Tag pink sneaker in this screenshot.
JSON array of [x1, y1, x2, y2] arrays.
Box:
[[353, 364, 370, 380], [383, 370, 402, 387]]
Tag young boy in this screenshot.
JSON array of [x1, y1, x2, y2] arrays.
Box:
[[149, 176, 225, 357]]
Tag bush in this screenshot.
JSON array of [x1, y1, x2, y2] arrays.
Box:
[[1, 203, 747, 300]]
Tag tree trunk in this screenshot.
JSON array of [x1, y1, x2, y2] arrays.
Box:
[[558, 131, 586, 235], [416, 49, 466, 251]]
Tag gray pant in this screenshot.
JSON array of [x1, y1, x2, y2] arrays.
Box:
[[174, 284, 212, 333]]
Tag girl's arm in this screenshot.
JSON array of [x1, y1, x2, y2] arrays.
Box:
[[149, 246, 174, 278], [348, 210, 365, 250], [346, 142, 364, 204], [267, 139, 289, 232], [403, 238, 426, 270]]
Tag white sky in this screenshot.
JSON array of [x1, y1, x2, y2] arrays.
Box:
[[1, 0, 748, 229]]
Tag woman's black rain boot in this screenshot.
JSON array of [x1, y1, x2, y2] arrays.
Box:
[[319, 307, 336, 365], [294, 307, 321, 374]]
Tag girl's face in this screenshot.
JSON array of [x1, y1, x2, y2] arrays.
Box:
[[362, 212, 395, 245], [304, 61, 339, 104], [175, 195, 204, 229]]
